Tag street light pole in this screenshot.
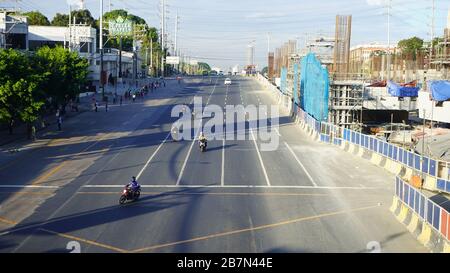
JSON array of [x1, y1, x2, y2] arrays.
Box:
[[100, 0, 104, 100], [386, 0, 391, 81], [421, 109, 426, 185], [160, 0, 166, 77]]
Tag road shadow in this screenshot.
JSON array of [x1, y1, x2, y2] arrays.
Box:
[[0, 186, 212, 252]]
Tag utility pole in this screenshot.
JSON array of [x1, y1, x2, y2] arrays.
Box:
[[174, 11, 178, 56], [160, 0, 166, 77], [386, 0, 391, 81], [150, 38, 153, 76], [421, 109, 426, 185], [100, 0, 104, 100], [68, 4, 72, 51], [430, 0, 435, 64]]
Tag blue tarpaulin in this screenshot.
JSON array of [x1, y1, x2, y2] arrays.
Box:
[[300, 53, 329, 121], [280, 67, 287, 94], [387, 81, 419, 97], [428, 81, 450, 102]]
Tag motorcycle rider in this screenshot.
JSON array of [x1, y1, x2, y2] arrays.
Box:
[[126, 176, 140, 197], [171, 125, 180, 141], [198, 132, 207, 149]]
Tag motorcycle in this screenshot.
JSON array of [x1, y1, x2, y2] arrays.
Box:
[[119, 185, 141, 204], [199, 140, 207, 152]]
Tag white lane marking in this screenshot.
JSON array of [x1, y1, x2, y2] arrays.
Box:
[[0, 185, 59, 188], [136, 133, 171, 180], [221, 138, 225, 187], [137, 81, 200, 181], [176, 77, 218, 186], [82, 184, 379, 190], [284, 141, 318, 187], [274, 127, 282, 137], [176, 138, 197, 186], [250, 128, 271, 187]]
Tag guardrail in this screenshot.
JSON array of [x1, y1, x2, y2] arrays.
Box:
[[295, 104, 450, 194], [395, 176, 449, 242]]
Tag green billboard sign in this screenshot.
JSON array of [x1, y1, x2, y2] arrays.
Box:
[[108, 16, 133, 37]]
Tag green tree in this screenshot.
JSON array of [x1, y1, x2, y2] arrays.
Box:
[[0, 49, 45, 136], [51, 13, 69, 26], [261, 66, 268, 75], [34, 46, 89, 108], [198, 62, 211, 72], [71, 9, 95, 26], [23, 11, 50, 26], [398, 37, 424, 59]]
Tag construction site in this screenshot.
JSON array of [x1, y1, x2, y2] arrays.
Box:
[[265, 10, 450, 166]]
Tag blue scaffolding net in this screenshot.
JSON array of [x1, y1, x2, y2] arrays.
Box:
[[300, 53, 329, 121], [280, 67, 287, 94]]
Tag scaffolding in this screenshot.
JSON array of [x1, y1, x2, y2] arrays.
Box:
[[328, 80, 365, 130], [286, 52, 300, 97], [268, 52, 274, 80], [430, 28, 450, 78]]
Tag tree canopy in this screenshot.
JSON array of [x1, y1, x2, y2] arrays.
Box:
[[23, 11, 50, 26], [51, 13, 69, 26], [34, 46, 89, 106], [71, 9, 96, 26], [261, 66, 268, 74], [0, 49, 45, 129], [198, 62, 211, 72], [398, 37, 424, 55]]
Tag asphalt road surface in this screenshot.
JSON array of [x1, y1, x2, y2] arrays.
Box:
[[0, 76, 427, 253]]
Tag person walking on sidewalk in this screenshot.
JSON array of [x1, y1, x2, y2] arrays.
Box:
[[120, 95, 123, 106], [31, 125, 36, 141], [94, 100, 98, 112], [57, 116, 62, 131], [105, 101, 108, 112]]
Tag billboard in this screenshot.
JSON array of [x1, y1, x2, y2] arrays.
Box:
[[166, 56, 180, 65], [108, 16, 133, 37]]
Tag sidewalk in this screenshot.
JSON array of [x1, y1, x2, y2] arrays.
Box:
[[0, 77, 183, 149]]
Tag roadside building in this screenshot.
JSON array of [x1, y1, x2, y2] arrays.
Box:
[[0, 9, 28, 49], [349, 44, 392, 77]]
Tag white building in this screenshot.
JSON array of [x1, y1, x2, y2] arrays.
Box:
[[418, 90, 450, 124], [363, 86, 418, 111], [28, 25, 96, 55], [27, 25, 140, 85], [0, 10, 28, 49]]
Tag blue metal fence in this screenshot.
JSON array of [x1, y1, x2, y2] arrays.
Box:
[[295, 106, 450, 194]]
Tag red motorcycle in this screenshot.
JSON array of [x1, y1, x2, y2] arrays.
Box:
[[119, 185, 141, 205]]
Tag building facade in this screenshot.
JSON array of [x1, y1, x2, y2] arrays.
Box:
[[0, 10, 28, 49]]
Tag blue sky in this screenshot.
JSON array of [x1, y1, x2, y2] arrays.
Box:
[[2, 0, 449, 70]]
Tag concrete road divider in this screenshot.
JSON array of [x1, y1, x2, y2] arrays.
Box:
[[394, 176, 449, 252], [407, 212, 420, 234]]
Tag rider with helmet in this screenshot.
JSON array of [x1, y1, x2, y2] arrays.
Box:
[[198, 132, 207, 148], [127, 176, 140, 195]]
